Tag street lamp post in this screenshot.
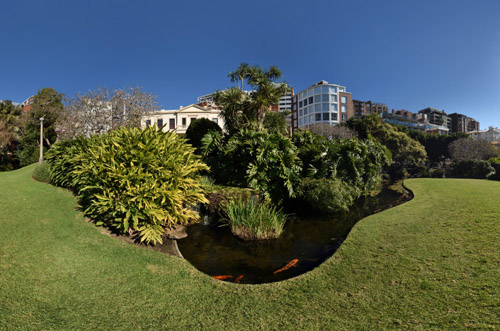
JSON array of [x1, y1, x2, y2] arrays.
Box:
[[39, 116, 44, 164]]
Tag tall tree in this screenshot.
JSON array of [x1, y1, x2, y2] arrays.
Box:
[[57, 86, 159, 140], [15, 88, 64, 166], [216, 64, 289, 134]]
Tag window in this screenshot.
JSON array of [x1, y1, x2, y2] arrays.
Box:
[[323, 113, 329, 121], [331, 113, 338, 121], [169, 118, 175, 129], [314, 95, 320, 103], [322, 94, 329, 102], [157, 118, 163, 127], [304, 98, 308, 106], [308, 97, 313, 104], [339, 87, 345, 92], [315, 113, 321, 121], [146, 119, 151, 127], [182, 117, 187, 127], [329, 86, 337, 93], [299, 109, 303, 117], [212, 118, 218, 124], [304, 107, 308, 115], [299, 101, 303, 108], [322, 103, 329, 111], [341, 96, 347, 103], [322, 86, 329, 93], [331, 104, 338, 111], [314, 86, 321, 94], [342, 114, 347, 122], [341, 105, 347, 112], [315, 104, 321, 113]]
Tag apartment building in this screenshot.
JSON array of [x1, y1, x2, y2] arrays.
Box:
[[469, 126, 500, 142], [417, 107, 451, 129], [291, 80, 354, 132], [449, 113, 480, 133], [141, 104, 223, 134], [352, 100, 388, 117]]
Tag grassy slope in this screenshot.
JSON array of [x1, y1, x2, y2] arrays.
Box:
[[0, 165, 499, 330]]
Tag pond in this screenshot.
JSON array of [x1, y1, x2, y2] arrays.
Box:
[[177, 184, 412, 284]]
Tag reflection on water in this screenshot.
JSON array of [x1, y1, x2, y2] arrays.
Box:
[[177, 185, 411, 284]]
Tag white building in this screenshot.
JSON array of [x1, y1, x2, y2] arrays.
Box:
[[291, 80, 354, 131], [141, 104, 224, 134], [469, 126, 500, 142]]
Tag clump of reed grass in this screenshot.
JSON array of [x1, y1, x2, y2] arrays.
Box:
[[222, 197, 287, 240]]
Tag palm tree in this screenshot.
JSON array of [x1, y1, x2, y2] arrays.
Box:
[[227, 63, 251, 91]]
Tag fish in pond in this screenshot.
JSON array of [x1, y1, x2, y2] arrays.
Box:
[[235, 275, 244, 283], [212, 275, 233, 280], [273, 259, 299, 274]]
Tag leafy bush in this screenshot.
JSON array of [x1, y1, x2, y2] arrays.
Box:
[[222, 197, 287, 240], [185, 118, 222, 150], [205, 186, 257, 217], [297, 178, 358, 214], [429, 168, 445, 178], [488, 157, 500, 181], [46, 136, 89, 190], [32, 162, 51, 183], [47, 127, 209, 244], [450, 160, 495, 179], [449, 138, 499, 161], [202, 129, 301, 204]]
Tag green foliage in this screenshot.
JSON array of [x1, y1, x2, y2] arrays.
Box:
[[346, 114, 427, 176], [47, 127, 209, 244], [202, 128, 301, 205], [16, 88, 64, 166], [215, 64, 289, 133], [297, 178, 357, 214], [222, 197, 287, 240], [450, 160, 495, 179], [263, 111, 288, 135], [185, 118, 222, 150], [429, 168, 445, 178], [406, 131, 468, 165], [488, 156, 500, 181], [32, 162, 51, 183], [449, 138, 499, 161]]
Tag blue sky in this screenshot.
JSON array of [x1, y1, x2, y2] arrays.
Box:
[[1, 0, 499, 129]]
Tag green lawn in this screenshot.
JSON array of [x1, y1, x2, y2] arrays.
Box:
[[1, 165, 499, 330]]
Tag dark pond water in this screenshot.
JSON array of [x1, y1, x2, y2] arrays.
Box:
[[177, 185, 411, 284]]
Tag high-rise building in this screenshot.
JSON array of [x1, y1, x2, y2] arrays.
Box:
[[291, 80, 353, 132], [449, 113, 480, 133], [353, 100, 388, 117], [417, 107, 451, 129]]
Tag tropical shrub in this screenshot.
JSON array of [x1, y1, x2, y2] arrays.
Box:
[[32, 162, 51, 183], [46, 136, 89, 190], [202, 129, 301, 204], [185, 118, 222, 150], [47, 127, 209, 244], [450, 160, 495, 179], [222, 197, 287, 240], [297, 178, 358, 214]]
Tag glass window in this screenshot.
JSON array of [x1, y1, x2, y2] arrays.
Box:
[[309, 114, 314, 122], [341, 105, 347, 112], [168, 118, 175, 129], [322, 86, 329, 93], [304, 98, 308, 106], [342, 114, 347, 122], [299, 109, 303, 117], [157, 118, 163, 127], [322, 94, 329, 102], [212, 118, 218, 124], [299, 100, 303, 108], [314, 95, 320, 103], [331, 104, 338, 111], [146, 119, 151, 127], [315, 104, 321, 113], [314, 86, 321, 94], [331, 113, 338, 121], [322, 103, 329, 111], [323, 113, 329, 121], [299, 118, 303, 126], [331, 95, 337, 102], [339, 87, 345, 92], [329, 86, 337, 93], [182, 117, 187, 126], [308, 96, 313, 104], [341, 96, 347, 103], [315, 113, 321, 121]]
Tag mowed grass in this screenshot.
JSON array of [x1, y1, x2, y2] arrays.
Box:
[[0, 165, 499, 330]]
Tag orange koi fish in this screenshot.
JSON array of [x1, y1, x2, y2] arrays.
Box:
[[273, 259, 299, 274], [212, 275, 233, 280], [235, 275, 244, 283]]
